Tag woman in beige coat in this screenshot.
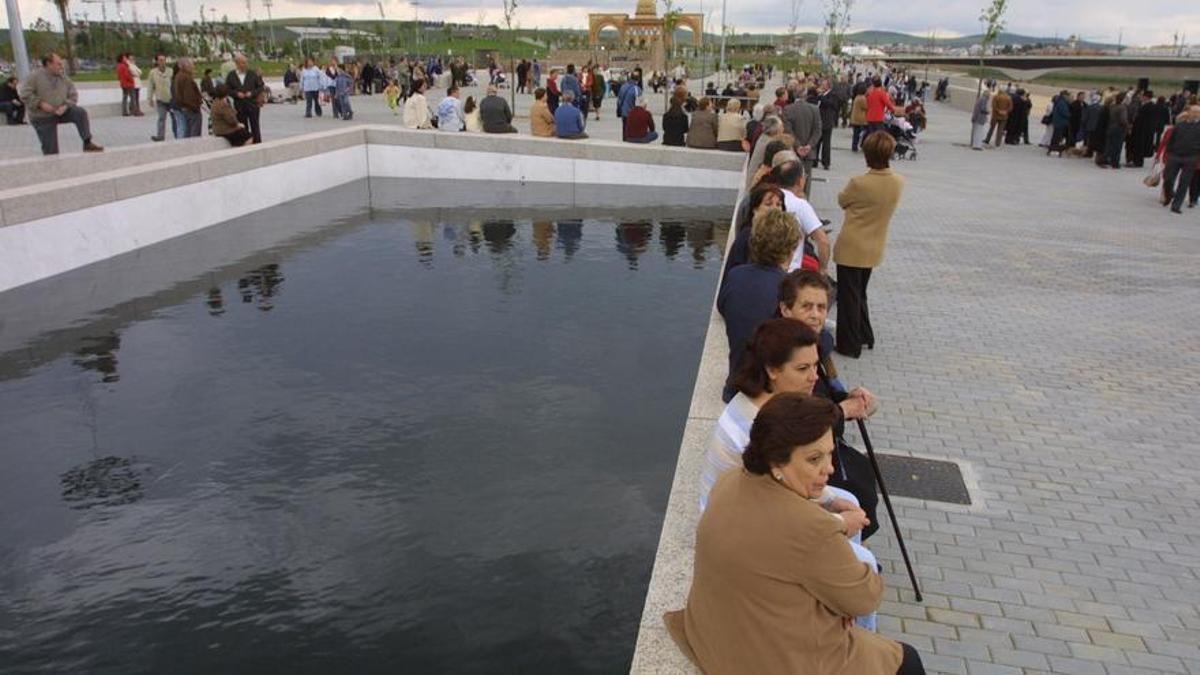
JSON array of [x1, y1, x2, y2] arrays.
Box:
[[834, 130, 904, 358], [687, 97, 719, 149], [665, 393, 925, 675]]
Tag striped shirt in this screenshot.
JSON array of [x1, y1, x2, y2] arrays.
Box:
[[700, 392, 841, 513]]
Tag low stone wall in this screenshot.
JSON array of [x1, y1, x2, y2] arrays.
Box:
[[0, 126, 743, 293]]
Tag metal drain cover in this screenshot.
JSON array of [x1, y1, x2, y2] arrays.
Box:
[[875, 454, 971, 505]]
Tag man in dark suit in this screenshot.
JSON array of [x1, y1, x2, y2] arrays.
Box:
[[225, 53, 264, 144], [815, 79, 841, 170], [782, 82, 821, 196]]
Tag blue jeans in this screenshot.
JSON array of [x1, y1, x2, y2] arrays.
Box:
[[828, 486, 878, 632], [336, 94, 351, 119], [625, 131, 658, 144], [851, 124, 865, 151]]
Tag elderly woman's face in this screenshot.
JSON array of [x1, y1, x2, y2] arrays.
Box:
[[780, 287, 828, 334], [776, 429, 835, 499], [767, 344, 819, 396]]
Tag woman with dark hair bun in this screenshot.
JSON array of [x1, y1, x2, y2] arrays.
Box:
[[667, 392, 926, 675]]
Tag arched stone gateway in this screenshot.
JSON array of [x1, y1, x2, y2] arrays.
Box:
[[588, 2, 703, 49]]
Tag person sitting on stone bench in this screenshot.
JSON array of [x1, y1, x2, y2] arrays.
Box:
[[718, 209, 799, 402], [480, 85, 518, 134], [779, 269, 881, 540], [0, 76, 26, 125], [699, 318, 879, 630], [622, 97, 658, 144], [667, 393, 927, 674], [210, 84, 254, 147], [554, 91, 588, 140], [19, 52, 103, 155]]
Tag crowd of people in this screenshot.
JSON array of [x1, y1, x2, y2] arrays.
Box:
[[970, 81, 1200, 213], [632, 63, 925, 672]]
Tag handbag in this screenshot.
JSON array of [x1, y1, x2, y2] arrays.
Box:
[[1143, 160, 1163, 188], [1040, 114, 1052, 125]]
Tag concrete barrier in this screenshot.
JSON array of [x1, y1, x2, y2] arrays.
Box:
[[0, 125, 743, 293]]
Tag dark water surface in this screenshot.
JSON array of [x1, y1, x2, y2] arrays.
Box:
[[0, 181, 731, 674]]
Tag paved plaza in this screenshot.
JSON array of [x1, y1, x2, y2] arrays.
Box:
[[830, 107, 1200, 675]]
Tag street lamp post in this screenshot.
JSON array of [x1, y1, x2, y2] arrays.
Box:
[[5, 0, 32, 80], [717, 0, 727, 85]]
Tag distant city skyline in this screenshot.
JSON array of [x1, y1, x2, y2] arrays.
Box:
[[4, 0, 1197, 49]]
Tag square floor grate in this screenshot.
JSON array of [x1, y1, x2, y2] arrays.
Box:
[[874, 454, 971, 505]]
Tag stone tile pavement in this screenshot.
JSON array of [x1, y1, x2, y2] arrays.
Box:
[[634, 100, 1200, 674]]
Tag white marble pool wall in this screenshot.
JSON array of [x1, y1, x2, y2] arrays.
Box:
[[0, 130, 742, 294]]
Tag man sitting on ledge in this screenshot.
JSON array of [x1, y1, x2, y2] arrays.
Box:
[[19, 53, 103, 155], [480, 85, 518, 134], [554, 91, 588, 140], [623, 97, 659, 144]]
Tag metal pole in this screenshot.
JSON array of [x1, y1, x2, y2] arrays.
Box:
[[717, 0, 726, 86], [5, 0, 32, 80]]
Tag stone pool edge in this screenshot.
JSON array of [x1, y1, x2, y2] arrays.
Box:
[[0, 127, 744, 294]]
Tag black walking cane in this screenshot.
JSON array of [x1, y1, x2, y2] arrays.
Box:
[[855, 416, 923, 602], [818, 364, 922, 601]]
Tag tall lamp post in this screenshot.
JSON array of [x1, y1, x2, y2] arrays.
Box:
[[717, 0, 727, 85], [5, 0, 32, 80]]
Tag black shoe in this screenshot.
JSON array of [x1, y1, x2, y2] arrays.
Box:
[[150, 135, 163, 142], [835, 347, 861, 359], [1171, 206, 1182, 214], [1189, 202, 1197, 209]]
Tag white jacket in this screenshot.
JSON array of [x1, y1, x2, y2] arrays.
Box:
[[403, 92, 432, 129]]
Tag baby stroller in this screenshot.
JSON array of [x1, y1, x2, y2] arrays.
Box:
[[885, 114, 919, 160]]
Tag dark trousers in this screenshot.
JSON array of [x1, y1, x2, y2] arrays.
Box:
[[836, 264, 874, 357], [866, 121, 884, 137], [31, 105, 92, 155], [234, 99, 262, 143], [1048, 125, 1068, 151], [816, 125, 833, 168], [220, 127, 253, 146], [1163, 156, 1199, 211], [1104, 128, 1125, 167], [0, 101, 25, 124], [304, 90, 322, 117], [896, 642, 927, 675], [851, 124, 865, 151]]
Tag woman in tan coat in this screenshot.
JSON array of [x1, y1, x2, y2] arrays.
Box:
[[529, 87, 556, 137], [210, 84, 252, 146], [834, 130, 904, 358], [687, 97, 719, 149], [850, 92, 868, 151], [666, 393, 925, 675]]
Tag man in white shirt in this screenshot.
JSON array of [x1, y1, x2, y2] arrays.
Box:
[[770, 150, 830, 272], [436, 85, 465, 131]]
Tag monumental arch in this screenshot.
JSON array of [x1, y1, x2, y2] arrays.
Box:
[[588, 0, 703, 49]]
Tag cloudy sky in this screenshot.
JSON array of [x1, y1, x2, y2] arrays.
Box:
[[6, 0, 1197, 47]]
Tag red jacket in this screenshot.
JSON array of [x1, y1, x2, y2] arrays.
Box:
[[865, 88, 894, 123], [624, 106, 656, 140], [117, 61, 135, 89]]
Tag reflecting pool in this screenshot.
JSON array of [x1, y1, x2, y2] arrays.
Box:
[[0, 180, 731, 673]]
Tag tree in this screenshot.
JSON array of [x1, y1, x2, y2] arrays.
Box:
[[47, 0, 78, 73], [789, 0, 804, 50], [972, 0, 1008, 142], [661, 0, 681, 58], [501, 0, 517, 31]]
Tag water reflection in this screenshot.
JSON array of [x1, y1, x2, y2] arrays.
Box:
[[615, 222, 654, 270], [659, 222, 686, 260], [687, 220, 718, 269], [237, 264, 285, 312], [532, 221, 554, 261], [483, 220, 518, 254], [556, 220, 583, 260], [206, 287, 226, 316], [60, 456, 143, 509], [73, 333, 121, 383]]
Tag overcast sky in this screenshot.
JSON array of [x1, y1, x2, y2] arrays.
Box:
[[5, 0, 1197, 47]]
